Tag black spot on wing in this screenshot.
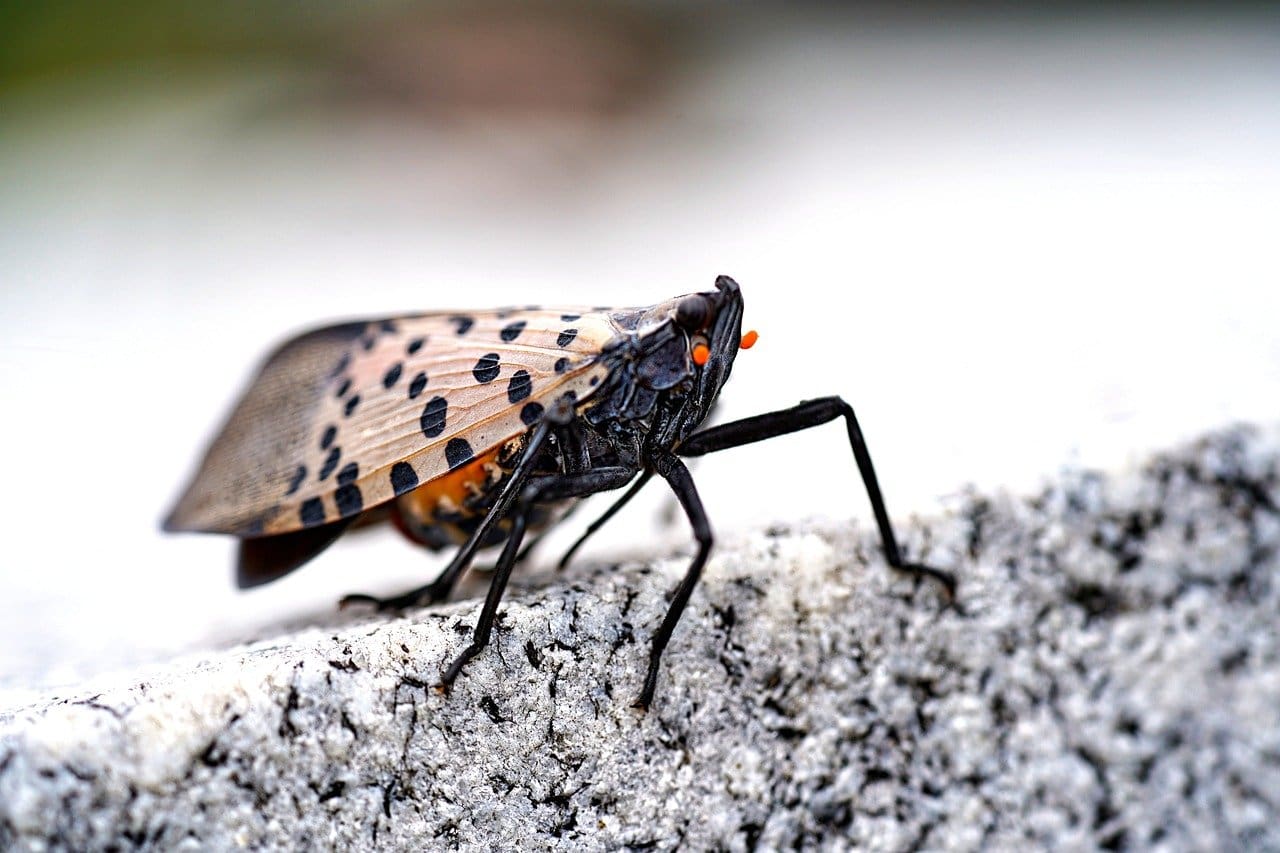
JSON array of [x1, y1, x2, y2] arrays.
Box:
[[508, 370, 532, 403], [286, 465, 307, 496], [420, 396, 448, 438], [383, 363, 403, 389], [451, 315, 474, 335], [337, 461, 359, 486], [330, 352, 351, 379], [335, 484, 363, 518], [473, 353, 500, 384], [500, 320, 526, 342], [380, 320, 397, 334], [390, 462, 419, 495], [520, 402, 543, 426], [361, 336, 376, 352], [300, 498, 325, 527], [554, 357, 570, 374], [561, 313, 580, 322], [335, 378, 351, 399], [445, 438, 474, 470], [557, 329, 578, 348], [408, 372, 427, 399], [344, 395, 360, 417], [319, 447, 341, 481], [320, 425, 337, 450], [407, 337, 425, 355]]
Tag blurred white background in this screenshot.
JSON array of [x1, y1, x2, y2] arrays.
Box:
[[2, 4, 1277, 704]]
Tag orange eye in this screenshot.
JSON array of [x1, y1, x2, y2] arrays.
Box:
[[692, 343, 710, 366], [740, 330, 759, 350]]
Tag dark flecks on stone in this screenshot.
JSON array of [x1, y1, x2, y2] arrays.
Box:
[[335, 378, 351, 399], [450, 315, 474, 335], [557, 328, 578, 348], [445, 437, 474, 470], [554, 357, 570, 374], [473, 353, 500, 384], [421, 396, 448, 438], [286, 465, 307, 496], [408, 372, 428, 399], [520, 402, 544, 426], [407, 337, 425, 355], [300, 498, 325, 527], [508, 369, 532, 403], [337, 461, 359, 486], [390, 461, 419, 495], [500, 320, 526, 342], [319, 447, 341, 481], [335, 484, 363, 517], [561, 313, 580, 322], [344, 395, 360, 417], [383, 363, 403, 389], [320, 425, 337, 450]]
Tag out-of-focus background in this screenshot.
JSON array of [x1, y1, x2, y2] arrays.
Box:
[[2, 2, 1277, 702]]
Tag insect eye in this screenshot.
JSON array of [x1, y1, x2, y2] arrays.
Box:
[[691, 334, 711, 366], [675, 295, 711, 330]]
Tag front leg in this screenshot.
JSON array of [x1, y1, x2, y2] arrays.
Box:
[[677, 397, 955, 597], [638, 452, 713, 710]]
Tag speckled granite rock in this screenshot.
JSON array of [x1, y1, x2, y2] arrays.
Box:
[[2, 427, 1278, 851]]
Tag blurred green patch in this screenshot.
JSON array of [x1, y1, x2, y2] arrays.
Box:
[[0, 1, 683, 120], [0, 1, 364, 90]]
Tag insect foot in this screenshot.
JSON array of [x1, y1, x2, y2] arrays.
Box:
[[338, 583, 450, 612], [892, 560, 958, 601]]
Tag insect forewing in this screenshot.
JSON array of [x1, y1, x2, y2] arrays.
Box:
[[164, 309, 616, 537]]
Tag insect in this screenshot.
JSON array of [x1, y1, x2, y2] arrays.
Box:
[[165, 275, 952, 707]]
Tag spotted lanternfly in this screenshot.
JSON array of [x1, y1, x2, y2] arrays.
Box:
[[165, 276, 952, 707]]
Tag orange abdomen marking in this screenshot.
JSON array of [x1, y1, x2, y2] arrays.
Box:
[[396, 446, 504, 525]]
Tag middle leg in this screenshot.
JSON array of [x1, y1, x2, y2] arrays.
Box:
[[438, 466, 636, 689]]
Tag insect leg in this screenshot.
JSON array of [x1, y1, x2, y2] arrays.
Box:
[[440, 466, 636, 688], [440, 505, 530, 687], [340, 412, 566, 611], [677, 397, 955, 596], [557, 469, 654, 571], [637, 452, 712, 710], [476, 497, 584, 573]]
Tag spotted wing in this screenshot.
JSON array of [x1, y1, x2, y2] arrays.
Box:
[[164, 308, 617, 537]]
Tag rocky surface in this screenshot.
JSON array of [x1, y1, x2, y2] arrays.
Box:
[[2, 426, 1278, 851]]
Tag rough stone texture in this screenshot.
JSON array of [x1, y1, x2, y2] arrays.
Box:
[[2, 426, 1278, 851]]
